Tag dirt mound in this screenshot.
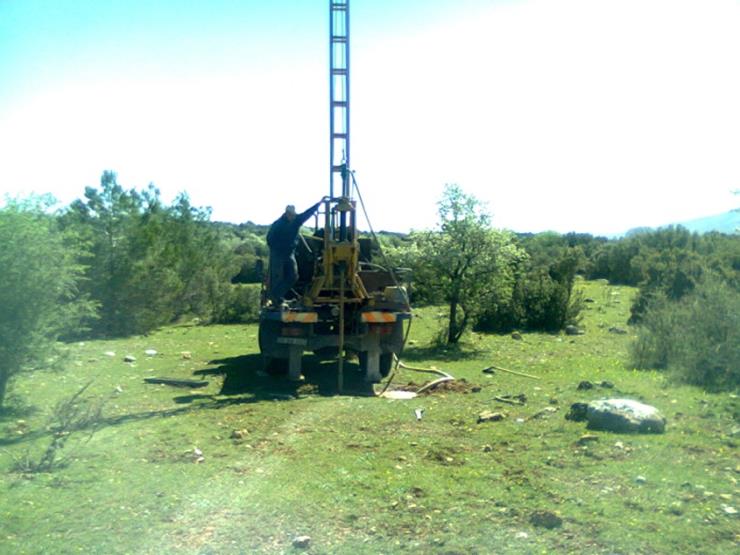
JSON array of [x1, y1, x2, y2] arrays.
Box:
[[418, 378, 476, 395]]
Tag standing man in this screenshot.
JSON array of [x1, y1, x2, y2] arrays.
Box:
[[266, 201, 322, 307]]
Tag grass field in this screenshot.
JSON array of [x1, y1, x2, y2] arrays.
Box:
[[1, 279, 738, 554]]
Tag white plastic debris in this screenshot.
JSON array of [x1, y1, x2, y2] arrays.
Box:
[[380, 390, 417, 400]]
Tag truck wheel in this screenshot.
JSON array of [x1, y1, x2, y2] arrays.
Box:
[[259, 320, 288, 375], [379, 353, 394, 378], [359, 352, 394, 378]]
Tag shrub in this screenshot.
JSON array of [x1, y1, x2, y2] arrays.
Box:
[[0, 197, 96, 407], [631, 275, 740, 391], [213, 283, 261, 324], [475, 248, 583, 333]]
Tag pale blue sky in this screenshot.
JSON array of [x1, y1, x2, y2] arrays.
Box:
[[1, 0, 738, 235]]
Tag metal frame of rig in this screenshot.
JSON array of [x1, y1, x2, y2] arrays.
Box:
[[258, 0, 411, 390]]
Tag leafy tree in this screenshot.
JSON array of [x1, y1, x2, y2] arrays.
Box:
[[62, 172, 239, 336], [411, 184, 525, 344], [0, 196, 96, 407], [62, 171, 143, 335]]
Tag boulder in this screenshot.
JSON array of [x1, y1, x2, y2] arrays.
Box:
[[586, 399, 666, 433]]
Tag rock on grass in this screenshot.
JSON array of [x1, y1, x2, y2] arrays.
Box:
[[530, 510, 563, 529]]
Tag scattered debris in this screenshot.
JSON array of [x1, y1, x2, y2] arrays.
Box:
[[123, 355, 136, 363], [530, 406, 559, 420], [192, 447, 205, 464], [483, 365, 540, 380], [515, 531, 529, 539], [577, 434, 599, 445], [493, 393, 527, 406], [721, 504, 737, 516], [577, 380, 616, 391], [414, 408, 424, 421], [292, 535, 311, 549], [530, 510, 563, 529], [230, 429, 248, 440], [181, 351, 192, 360], [144, 377, 209, 388], [478, 411, 506, 423]]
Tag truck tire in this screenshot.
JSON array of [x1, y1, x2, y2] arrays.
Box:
[[359, 351, 393, 378], [259, 320, 288, 375]]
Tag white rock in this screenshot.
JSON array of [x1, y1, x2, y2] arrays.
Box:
[[144, 349, 157, 356], [587, 398, 666, 433], [292, 535, 311, 548], [104, 351, 116, 357]]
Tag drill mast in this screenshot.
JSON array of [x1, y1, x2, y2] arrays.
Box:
[[329, 0, 350, 200]]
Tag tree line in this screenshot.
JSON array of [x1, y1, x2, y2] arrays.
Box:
[[1, 175, 738, 407]]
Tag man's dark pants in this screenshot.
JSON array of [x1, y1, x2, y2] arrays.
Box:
[[269, 251, 298, 305]]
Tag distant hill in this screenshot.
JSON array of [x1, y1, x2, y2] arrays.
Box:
[[675, 210, 739, 234], [623, 210, 739, 237]]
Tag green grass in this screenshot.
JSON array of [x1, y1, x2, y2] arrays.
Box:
[[1, 279, 738, 554]]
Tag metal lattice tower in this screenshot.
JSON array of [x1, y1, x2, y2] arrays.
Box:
[[330, 0, 350, 199]]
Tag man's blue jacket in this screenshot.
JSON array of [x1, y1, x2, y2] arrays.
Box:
[[266, 202, 321, 257]]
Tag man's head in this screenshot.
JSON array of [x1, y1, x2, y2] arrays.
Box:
[[284, 205, 296, 221]]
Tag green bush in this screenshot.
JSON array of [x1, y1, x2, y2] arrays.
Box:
[[475, 248, 583, 333], [213, 283, 261, 324], [0, 197, 96, 407], [631, 276, 740, 391]]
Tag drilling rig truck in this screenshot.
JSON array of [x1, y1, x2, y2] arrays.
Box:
[[258, 0, 411, 388]]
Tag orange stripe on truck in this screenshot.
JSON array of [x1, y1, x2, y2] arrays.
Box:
[[280, 312, 318, 323], [361, 312, 397, 323]]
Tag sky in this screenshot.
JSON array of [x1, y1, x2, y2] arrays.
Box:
[[1, 0, 739, 236]]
